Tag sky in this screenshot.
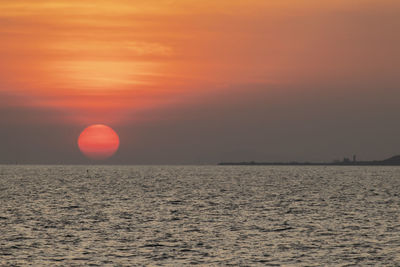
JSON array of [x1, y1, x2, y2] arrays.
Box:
[[0, 0, 399, 164]]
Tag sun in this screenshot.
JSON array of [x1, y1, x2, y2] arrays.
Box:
[[78, 124, 120, 160]]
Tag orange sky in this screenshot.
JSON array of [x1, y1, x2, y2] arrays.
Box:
[[1, 0, 399, 125]]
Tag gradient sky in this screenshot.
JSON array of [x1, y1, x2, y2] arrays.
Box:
[[1, 0, 399, 164]]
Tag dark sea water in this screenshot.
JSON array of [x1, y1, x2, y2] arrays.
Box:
[[0, 165, 399, 266]]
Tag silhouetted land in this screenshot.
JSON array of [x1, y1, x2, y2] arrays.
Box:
[[219, 155, 400, 166]]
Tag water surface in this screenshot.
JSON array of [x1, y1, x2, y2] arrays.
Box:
[[0, 165, 399, 266]]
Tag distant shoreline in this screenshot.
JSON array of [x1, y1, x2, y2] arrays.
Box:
[[218, 162, 400, 166], [218, 155, 400, 166]]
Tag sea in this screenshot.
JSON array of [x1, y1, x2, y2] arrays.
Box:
[[0, 165, 399, 266]]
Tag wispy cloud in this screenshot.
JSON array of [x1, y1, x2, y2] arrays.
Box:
[[0, 0, 399, 124]]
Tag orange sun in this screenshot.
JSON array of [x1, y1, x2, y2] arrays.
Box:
[[78, 124, 120, 160]]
